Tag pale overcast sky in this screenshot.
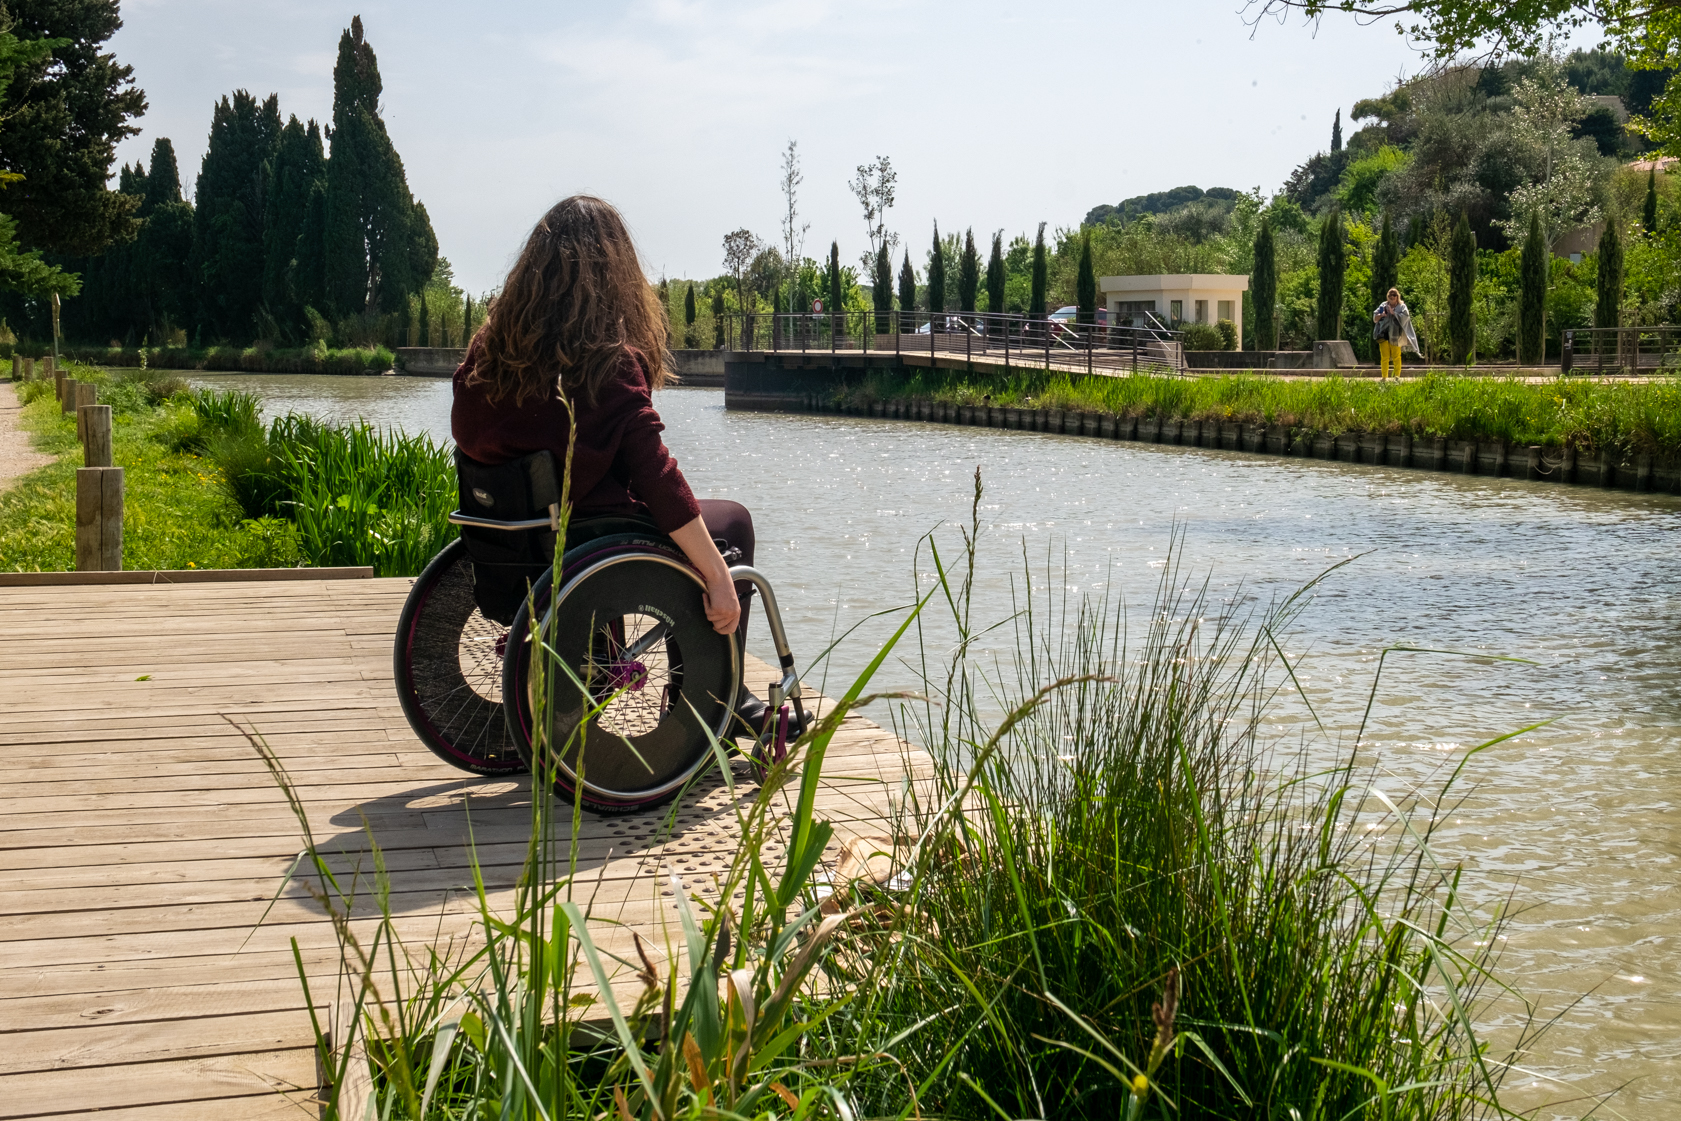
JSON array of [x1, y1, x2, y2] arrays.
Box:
[[109, 1, 1602, 293]]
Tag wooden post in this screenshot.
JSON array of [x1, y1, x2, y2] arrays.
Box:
[[60, 377, 79, 414], [9, 355, 17, 381], [74, 382, 96, 440], [22, 356, 33, 381], [82, 404, 112, 467], [75, 466, 123, 571]]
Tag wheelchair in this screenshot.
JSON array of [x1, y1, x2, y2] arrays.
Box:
[[393, 449, 808, 814]]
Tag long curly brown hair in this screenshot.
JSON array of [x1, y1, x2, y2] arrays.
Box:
[[468, 195, 671, 406]]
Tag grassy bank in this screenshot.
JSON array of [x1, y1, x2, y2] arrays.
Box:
[[841, 368, 1681, 457], [0, 368, 302, 570], [284, 489, 1547, 1120], [11, 341, 395, 375], [0, 369, 451, 574]]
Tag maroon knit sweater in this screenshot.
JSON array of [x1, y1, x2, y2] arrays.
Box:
[[450, 345, 701, 533]]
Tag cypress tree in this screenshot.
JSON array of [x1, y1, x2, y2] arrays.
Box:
[[1076, 230, 1097, 325], [136, 139, 194, 340], [1448, 212, 1476, 364], [418, 290, 429, 347], [1370, 212, 1399, 310], [191, 90, 281, 341], [1029, 222, 1047, 318], [898, 251, 916, 327], [464, 293, 473, 344], [827, 241, 843, 322], [293, 176, 329, 320], [262, 114, 327, 335], [926, 223, 946, 320], [1596, 219, 1624, 330], [684, 282, 696, 348], [1252, 217, 1277, 349], [957, 228, 980, 313], [1519, 211, 1547, 364], [323, 16, 437, 320], [1643, 169, 1658, 234], [872, 243, 892, 334], [986, 232, 1005, 315], [1331, 108, 1343, 152], [1315, 205, 1346, 341], [712, 289, 725, 349]]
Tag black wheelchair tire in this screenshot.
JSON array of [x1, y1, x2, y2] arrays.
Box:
[[503, 535, 738, 814], [392, 537, 529, 776]]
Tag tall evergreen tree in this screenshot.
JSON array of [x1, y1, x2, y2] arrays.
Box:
[[0, 0, 145, 257], [1595, 219, 1624, 330], [191, 90, 281, 341], [1643, 169, 1658, 234], [262, 115, 326, 334], [684, 282, 696, 348], [464, 293, 473, 344], [897, 251, 915, 326], [1331, 108, 1343, 153], [1519, 211, 1547, 364], [293, 179, 329, 321], [926, 223, 945, 319], [1370, 212, 1399, 310], [1252, 217, 1277, 350], [985, 231, 1005, 315], [323, 16, 436, 320], [1076, 230, 1097, 325], [711, 289, 725, 348], [136, 138, 193, 339], [418, 290, 429, 347], [1315, 206, 1346, 341], [1029, 222, 1047, 318], [957, 228, 979, 313], [1448, 212, 1476, 364], [827, 240, 842, 322], [872, 243, 892, 334]]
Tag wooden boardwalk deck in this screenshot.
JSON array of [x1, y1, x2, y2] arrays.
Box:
[[0, 575, 919, 1119]]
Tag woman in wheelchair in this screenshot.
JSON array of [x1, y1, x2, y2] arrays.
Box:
[[393, 195, 805, 814]]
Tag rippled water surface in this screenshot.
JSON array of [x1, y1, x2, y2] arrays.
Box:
[[195, 373, 1681, 1116]]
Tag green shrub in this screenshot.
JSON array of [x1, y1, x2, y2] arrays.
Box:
[[1216, 317, 1238, 349], [1181, 321, 1225, 350]]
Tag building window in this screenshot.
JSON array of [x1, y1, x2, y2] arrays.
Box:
[[1217, 300, 1234, 323], [1194, 300, 1208, 323], [1170, 299, 1183, 322]]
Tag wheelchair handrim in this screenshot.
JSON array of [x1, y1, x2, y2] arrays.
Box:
[[529, 550, 738, 806]]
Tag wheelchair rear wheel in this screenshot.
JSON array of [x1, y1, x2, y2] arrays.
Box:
[[504, 538, 737, 814], [393, 538, 528, 775]]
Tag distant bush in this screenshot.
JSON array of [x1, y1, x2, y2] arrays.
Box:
[[1217, 318, 1239, 350], [13, 342, 395, 376], [1181, 321, 1226, 350]]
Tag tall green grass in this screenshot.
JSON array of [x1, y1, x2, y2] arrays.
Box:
[[264, 475, 1551, 1120], [845, 368, 1681, 455]]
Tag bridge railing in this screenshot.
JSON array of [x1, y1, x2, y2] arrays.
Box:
[[713, 310, 1186, 376], [1563, 327, 1681, 375]]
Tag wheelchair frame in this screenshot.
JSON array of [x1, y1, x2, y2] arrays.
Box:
[[444, 498, 809, 782]]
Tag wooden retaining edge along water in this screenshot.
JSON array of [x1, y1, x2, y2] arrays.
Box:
[[725, 369, 1680, 495]]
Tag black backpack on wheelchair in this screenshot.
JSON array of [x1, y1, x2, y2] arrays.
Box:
[[394, 449, 792, 814]]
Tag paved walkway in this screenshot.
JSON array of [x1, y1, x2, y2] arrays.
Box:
[[0, 382, 51, 491], [0, 573, 918, 1119]]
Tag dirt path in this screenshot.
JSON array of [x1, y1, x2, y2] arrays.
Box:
[[0, 381, 51, 491]]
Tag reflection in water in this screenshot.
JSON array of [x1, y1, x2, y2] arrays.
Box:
[[195, 372, 1681, 1116]]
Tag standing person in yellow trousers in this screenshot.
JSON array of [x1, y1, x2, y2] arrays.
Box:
[[1372, 287, 1420, 381]]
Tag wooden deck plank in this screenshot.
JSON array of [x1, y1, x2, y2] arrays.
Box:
[[0, 577, 922, 1113]]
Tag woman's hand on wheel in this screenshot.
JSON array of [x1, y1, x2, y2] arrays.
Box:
[[703, 573, 741, 635], [672, 514, 741, 635]]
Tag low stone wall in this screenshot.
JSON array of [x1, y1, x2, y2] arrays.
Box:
[[1185, 350, 1315, 370], [396, 347, 466, 377], [727, 367, 1676, 494]]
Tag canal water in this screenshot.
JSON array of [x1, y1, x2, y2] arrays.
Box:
[[194, 372, 1680, 1116]]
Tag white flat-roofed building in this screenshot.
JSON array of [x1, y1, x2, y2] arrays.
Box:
[[1100, 274, 1249, 341]]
